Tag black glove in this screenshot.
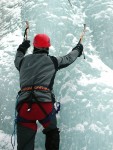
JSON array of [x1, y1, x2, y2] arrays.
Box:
[[17, 40, 30, 54], [72, 43, 83, 57]]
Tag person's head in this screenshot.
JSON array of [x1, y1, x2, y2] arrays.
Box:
[[33, 34, 51, 54]]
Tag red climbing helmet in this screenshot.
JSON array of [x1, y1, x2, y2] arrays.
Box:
[[33, 34, 51, 48]]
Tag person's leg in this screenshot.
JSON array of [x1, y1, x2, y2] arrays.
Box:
[[39, 103, 60, 150], [44, 128, 60, 150], [42, 116, 60, 150], [16, 102, 53, 150], [17, 103, 37, 150], [17, 102, 60, 150], [17, 124, 36, 150]]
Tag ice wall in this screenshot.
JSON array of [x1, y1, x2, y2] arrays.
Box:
[[0, 0, 113, 149]]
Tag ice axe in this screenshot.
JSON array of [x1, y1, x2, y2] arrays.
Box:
[[67, 1, 86, 58], [24, 21, 29, 41], [78, 24, 86, 59]]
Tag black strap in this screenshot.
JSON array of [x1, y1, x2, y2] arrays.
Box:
[[48, 56, 58, 91], [16, 115, 36, 123], [39, 108, 56, 124], [49, 56, 58, 71]]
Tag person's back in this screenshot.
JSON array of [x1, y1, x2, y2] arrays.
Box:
[[14, 33, 83, 150], [20, 53, 55, 88]]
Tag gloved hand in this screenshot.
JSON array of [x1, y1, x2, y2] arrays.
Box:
[[72, 43, 83, 57], [17, 40, 30, 54]]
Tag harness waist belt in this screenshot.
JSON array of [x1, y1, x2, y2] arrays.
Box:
[[21, 86, 50, 92]]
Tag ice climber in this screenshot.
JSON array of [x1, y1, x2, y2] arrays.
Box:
[[14, 33, 83, 150]]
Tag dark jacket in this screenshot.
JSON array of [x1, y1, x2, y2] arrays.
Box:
[[14, 44, 82, 105]]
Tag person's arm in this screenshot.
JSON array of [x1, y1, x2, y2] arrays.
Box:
[[14, 40, 30, 71], [57, 43, 83, 69]]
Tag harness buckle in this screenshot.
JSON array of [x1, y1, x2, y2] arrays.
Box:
[[54, 102, 60, 114]]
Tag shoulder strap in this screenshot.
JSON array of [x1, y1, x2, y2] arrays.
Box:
[[48, 56, 58, 91], [49, 56, 58, 71]]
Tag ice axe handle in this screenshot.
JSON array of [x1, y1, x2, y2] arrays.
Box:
[[78, 24, 86, 44], [24, 21, 29, 40], [78, 38, 82, 44], [78, 24, 86, 59]]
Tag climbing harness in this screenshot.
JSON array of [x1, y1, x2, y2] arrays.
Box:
[[16, 85, 60, 124], [16, 101, 60, 124], [11, 86, 60, 149], [21, 85, 50, 92]]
